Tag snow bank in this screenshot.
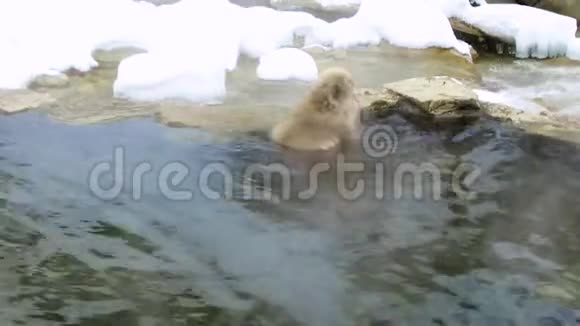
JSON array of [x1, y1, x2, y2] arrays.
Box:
[[304, 0, 578, 61], [256, 48, 318, 81], [358, 0, 465, 51], [0, 0, 316, 101], [0, 0, 322, 101], [0, 0, 136, 88], [2, 0, 579, 101], [304, 0, 470, 55]]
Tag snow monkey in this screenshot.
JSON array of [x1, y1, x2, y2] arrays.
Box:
[[271, 67, 362, 151]]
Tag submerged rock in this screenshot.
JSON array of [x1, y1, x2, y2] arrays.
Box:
[[0, 90, 56, 114], [157, 104, 289, 135]]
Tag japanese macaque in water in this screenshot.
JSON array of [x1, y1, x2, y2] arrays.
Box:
[[271, 67, 362, 151]]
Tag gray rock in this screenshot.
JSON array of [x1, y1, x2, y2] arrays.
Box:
[[361, 76, 482, 126], [357, 76, 580, 134]]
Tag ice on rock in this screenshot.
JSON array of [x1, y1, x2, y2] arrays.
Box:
[[114, 52, 226, 104], [566, 38, 580, 61], [256, 48, 318, 81]]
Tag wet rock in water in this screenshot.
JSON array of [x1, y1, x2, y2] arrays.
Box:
[[29, 73, 70, 89], [157, 104, 289, 135], [358, 76, 580, 134], [0, 90, 56, 114], [362, 76, 483, 127]]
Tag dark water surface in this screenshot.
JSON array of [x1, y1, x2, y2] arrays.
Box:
[[1, 112, 580, 325]]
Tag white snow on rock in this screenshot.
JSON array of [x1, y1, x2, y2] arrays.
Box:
[[435, 2, 578, 60], [305, 0, 470, 55], [114, 52, 227, 104], [256, 48, 318, 81], [359, 0, 466, 51]]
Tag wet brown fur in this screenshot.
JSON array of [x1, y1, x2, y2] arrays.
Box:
[[271, 67, 361, 151]]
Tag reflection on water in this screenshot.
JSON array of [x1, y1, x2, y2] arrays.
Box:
[[1, 112, 580, 325]]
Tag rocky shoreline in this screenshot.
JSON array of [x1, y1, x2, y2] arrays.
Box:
[[358, 76, 580, 140], [2, 74, 580, 145]]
